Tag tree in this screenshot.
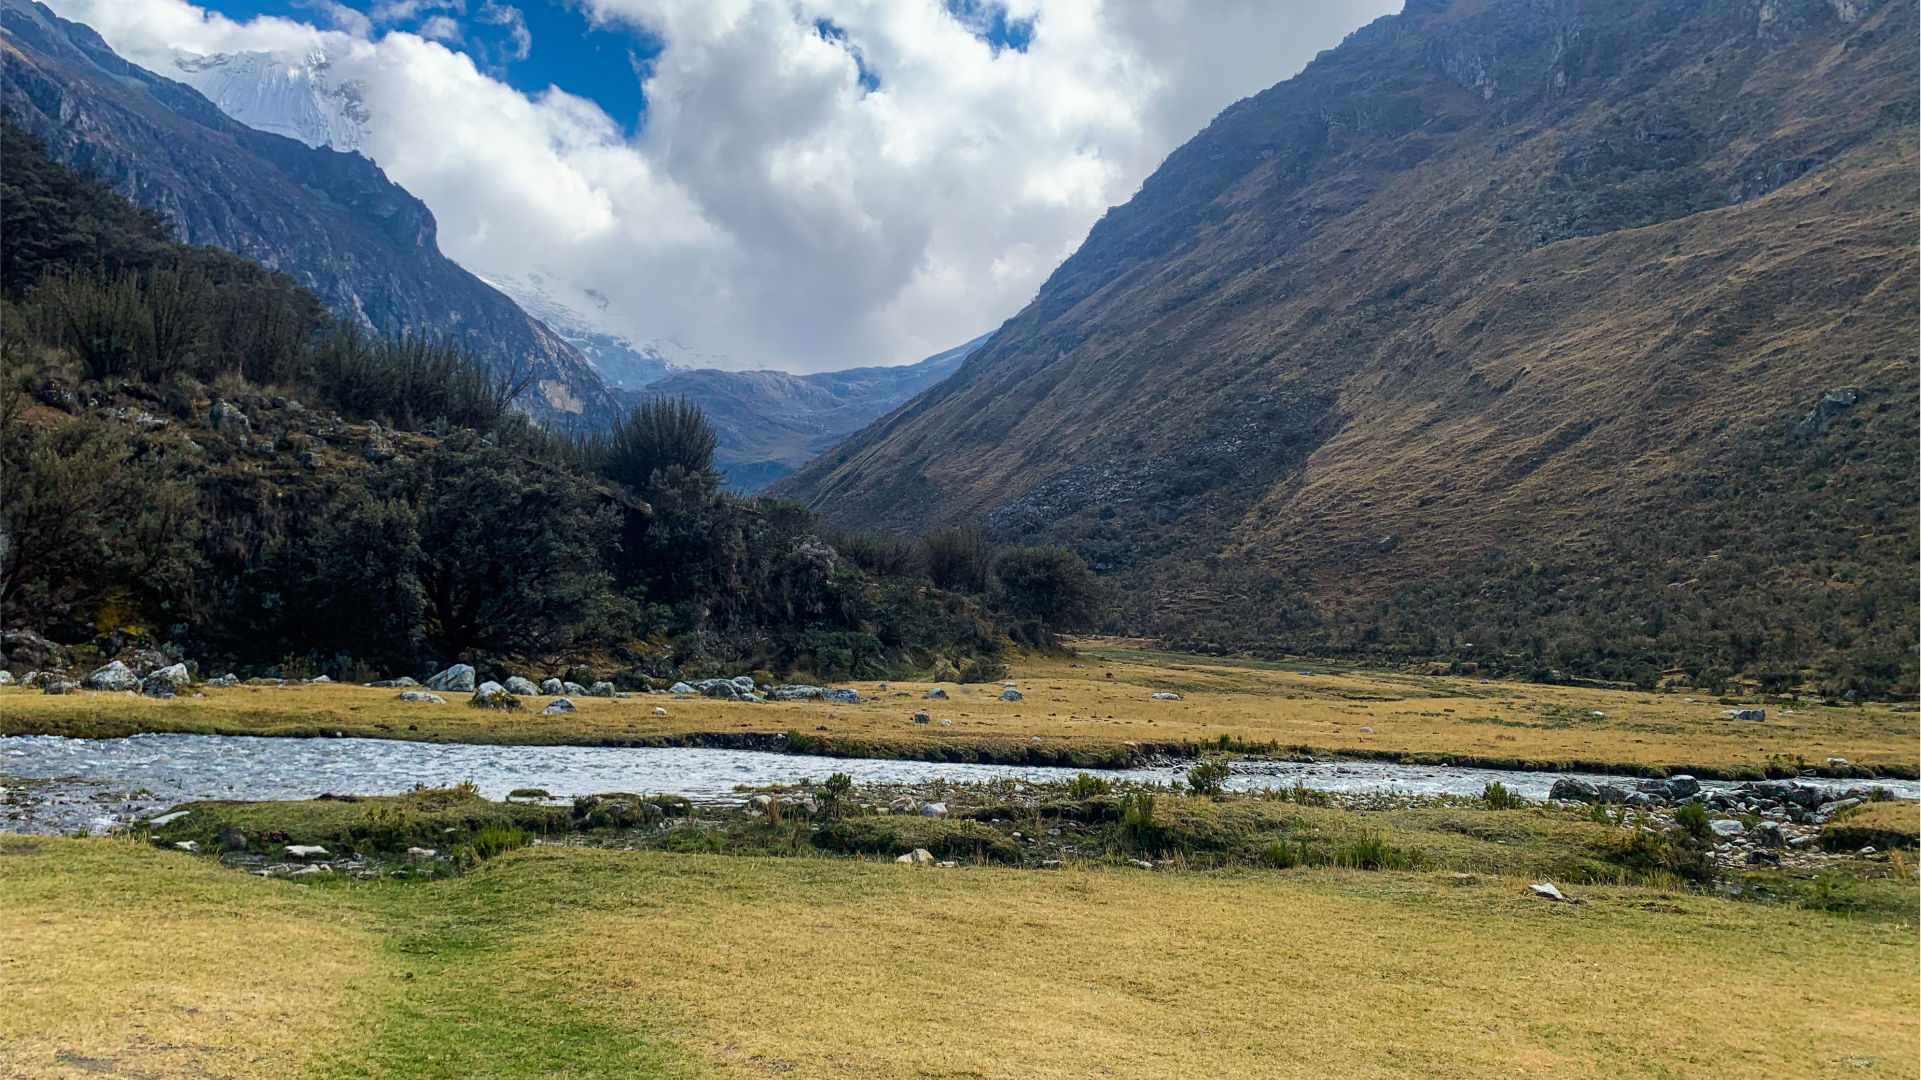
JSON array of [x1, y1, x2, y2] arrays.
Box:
[[993, 546, 1101, 634], [921, 526, 993, 594], [590, 395, 718, 497], [413, 446, 621, 658]]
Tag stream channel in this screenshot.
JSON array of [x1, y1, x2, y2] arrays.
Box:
[[4, 733, 1915, 835]]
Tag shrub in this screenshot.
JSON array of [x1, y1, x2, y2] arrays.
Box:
[[1482, 781, 1525, 810], [993, 546, 1101, 635], [1068, 773, 1112, 798], [470, 688, 521, 711], [1257, 840, 1305, 869], [921, 527, 993, 594], [1187, 758, 1231, 797], [586, 395, 718, 496], [1333, 831, 1417, 871], [471, 821, 533, 859], [1672, 801, 1712, 844]]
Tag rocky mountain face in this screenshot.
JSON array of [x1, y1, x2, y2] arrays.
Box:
[[774, 0, 1918, 688], [0, 0, 617, 425], [647, 335, 986, 492]]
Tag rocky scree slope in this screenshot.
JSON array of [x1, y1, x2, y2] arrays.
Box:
[[0, 0, 617, 426], [774, 0, 1918, 691]]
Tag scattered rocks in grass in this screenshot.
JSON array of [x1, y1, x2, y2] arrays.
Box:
[[540, 698, 577, 715], [398, 691, 447, 703], [1723, 708, 1766, 721], [425, 664, 476, 693], [504, 676, 540, 696]]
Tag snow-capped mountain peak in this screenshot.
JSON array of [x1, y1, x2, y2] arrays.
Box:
[[170, 49, 370, 153]]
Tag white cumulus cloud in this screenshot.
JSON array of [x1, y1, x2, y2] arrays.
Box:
[[47, 0, 1396, 372]]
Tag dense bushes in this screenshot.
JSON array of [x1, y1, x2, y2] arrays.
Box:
[[0, 118, 1007, 681]]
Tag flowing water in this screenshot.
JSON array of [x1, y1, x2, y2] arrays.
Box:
[[3, 733, 1914, 835]]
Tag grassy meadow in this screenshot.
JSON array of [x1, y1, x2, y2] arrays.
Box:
[[6, 645, 1915, 778], [2, 833, 1915, 1080]]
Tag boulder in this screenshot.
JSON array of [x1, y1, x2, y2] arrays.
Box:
[[504, 676, 540, 697], [1785, 784, 1827, 808], [895, 847, 935, 866], [1723, 708, 1766, 721], [913, 711, 932, 724], [424, 664, 476, 693], [999, 689, 1024, 702], [563, 681, 589, 696], [309, 675, 332, 683], [86, 661, 140, 692], [1549, 778, 1598, 803], [139, 671, 178, 699], [1665, 775, 1701, 799], [772, 685, 824, 701], [1709, 819, 1747, 838], [209, 402, 252, 435], [587, 681, 617, 698], [369, 677, 418, 688], [923, 687, 949, 700], [1751, 821, 1787, 848], [397, 691, 447, 703], [652, 707, 668, 716], [746, 794, 774, 813], [0, 671, 12, 686], [669, 682, 696, 695], [470, 686, 520, 711], [41, 681, 79, 694], [823, 688, 860, 704], [1528, 882, 1568, 902], [540, 678, 565, 695], [919, 802, 948, 818], [284, 845, 330, 859], [1150, 692, 1183, 700], [540, 698, 577, 715], [215, 825, 248, 852]]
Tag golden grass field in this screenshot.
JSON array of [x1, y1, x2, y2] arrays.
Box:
[[2, 836, 1915, 1080], [5, 645, 1915, 776]]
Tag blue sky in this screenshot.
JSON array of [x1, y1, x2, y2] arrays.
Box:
[[204, 0, 658, 130]]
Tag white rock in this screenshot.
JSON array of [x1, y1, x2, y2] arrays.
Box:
[[474, 680, 505, 697], [653, 707, 667, 716], [284, 845, 330, 859], [424, 664, 476, 692], [151, 663, 191, 686], [1150, 692, 1182, 700], [397, 691, 446, 703], [405, 847, 437, 863], [670, 682, 695, 695], [540, 678, 566, 696], [923, 687, 949, 700], [86, 660, 140, 692], [173, 840, 200, 853], [0, 671, 13, 686], [1528, 882, 1567, 901], [919, 802, 948, 818], [147, 810, 191, 826], [504, 676, 540, 696], [310, 674, 332, 683], [896, 848, 934, 865], [1709, 819, 1747, 837]]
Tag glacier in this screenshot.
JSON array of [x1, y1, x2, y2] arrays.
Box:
[[169, 50, 370, 153]]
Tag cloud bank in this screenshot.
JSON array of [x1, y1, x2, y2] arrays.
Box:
[[49, 0, 1396, 372]]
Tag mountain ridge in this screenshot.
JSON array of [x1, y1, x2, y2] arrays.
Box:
[[0, 0, 617, 424], [772, 0, 1918, 691]]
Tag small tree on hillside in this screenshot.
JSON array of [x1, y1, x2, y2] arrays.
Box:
[[992, 546, 1101, 644]]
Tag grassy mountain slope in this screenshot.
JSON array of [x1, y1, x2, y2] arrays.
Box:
[[774, 0, 1918, 694]]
